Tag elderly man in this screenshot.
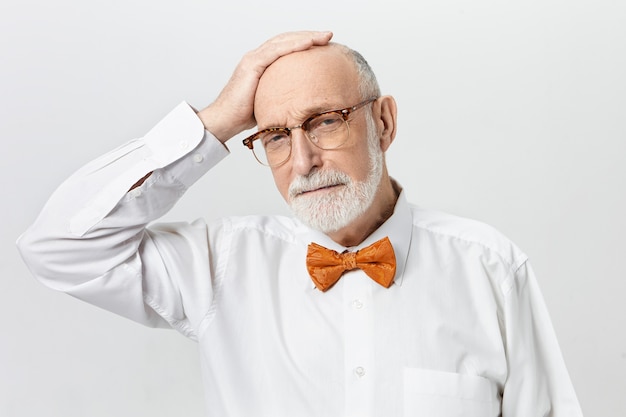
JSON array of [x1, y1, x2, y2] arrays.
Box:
[[18, 31, 583, 416]]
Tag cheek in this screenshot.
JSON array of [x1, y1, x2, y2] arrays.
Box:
[[343, 125, 377, 182], [353, 159, 373, 182], [345, 145, 375, 182]]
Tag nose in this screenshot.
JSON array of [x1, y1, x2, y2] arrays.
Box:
[[289, 129, 322, 176]]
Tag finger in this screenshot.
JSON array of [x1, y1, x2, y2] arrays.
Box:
[[265, 30, 333, 48], [251, 31, 333, 70], [267, 30, 333, 54]]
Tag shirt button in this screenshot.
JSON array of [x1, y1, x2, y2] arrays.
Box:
[[354, 367, 366, 378], [352, 299, 363, 309], [179, 141, 189, 150], [192, 153, 204, 163], [129, 189, 142, 198]]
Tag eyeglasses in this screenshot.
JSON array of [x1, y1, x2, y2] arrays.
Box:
[[242, 98, 378, 167]]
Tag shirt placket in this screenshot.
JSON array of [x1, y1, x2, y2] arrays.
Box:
[[343, 270, 375, 417]]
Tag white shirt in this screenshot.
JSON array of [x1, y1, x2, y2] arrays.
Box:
[[17, 103, 583, 417]]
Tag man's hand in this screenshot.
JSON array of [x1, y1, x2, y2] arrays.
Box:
[[197, 31, 333, 143]]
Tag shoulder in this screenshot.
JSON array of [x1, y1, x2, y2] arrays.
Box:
[[409, 204, 528, 272]]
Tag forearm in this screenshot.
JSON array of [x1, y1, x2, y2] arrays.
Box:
[[17, 102, 228, 289]]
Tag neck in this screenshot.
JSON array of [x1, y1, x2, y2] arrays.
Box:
[[327, 176, 400, 247]]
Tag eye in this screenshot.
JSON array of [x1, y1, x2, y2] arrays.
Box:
[[309, 113, 343, 132], [260, 130, 289, 149]]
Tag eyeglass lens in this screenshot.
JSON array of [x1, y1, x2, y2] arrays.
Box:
[[252, 111, 349, 167]]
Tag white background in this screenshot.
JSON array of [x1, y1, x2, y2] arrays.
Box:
[[1, 0, 624, 415]]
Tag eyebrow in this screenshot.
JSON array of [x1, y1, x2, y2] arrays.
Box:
[[260, 102, 344, 130]]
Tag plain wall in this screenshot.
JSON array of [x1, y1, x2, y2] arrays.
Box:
[[1, 0, 624, 415]]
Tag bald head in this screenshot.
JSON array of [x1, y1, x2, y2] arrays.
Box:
[[253, 44, 380, 126]]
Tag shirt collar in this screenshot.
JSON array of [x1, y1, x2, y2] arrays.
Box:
[[296, 181, 413, 289]]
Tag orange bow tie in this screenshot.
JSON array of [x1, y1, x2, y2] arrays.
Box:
[[306, 237, 396, 292]]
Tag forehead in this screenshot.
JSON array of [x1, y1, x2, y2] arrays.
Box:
[[254, 46, 360, 126]]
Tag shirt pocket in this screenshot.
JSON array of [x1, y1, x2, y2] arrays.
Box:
[[403, 368, 500, 417]]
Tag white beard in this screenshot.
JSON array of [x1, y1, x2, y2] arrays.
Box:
[[287, 115, 383, 233]]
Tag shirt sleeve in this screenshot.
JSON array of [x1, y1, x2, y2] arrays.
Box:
[[501, 261, 584, 416], [16, 102, 230, 340]]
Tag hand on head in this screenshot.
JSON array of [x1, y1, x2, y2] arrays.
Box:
[[197, 31, 333, 143]]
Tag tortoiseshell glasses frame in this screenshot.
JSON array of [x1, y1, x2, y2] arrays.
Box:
[[242, 97, 378, 167]]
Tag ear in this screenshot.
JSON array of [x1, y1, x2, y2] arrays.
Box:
[[373, 95, 397, 152]]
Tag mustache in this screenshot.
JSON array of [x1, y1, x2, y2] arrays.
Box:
[[288, 169, 352, 199]]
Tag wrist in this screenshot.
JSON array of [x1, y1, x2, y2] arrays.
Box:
[[196, 106, 230, 143], [197, 104, 254, 144]]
